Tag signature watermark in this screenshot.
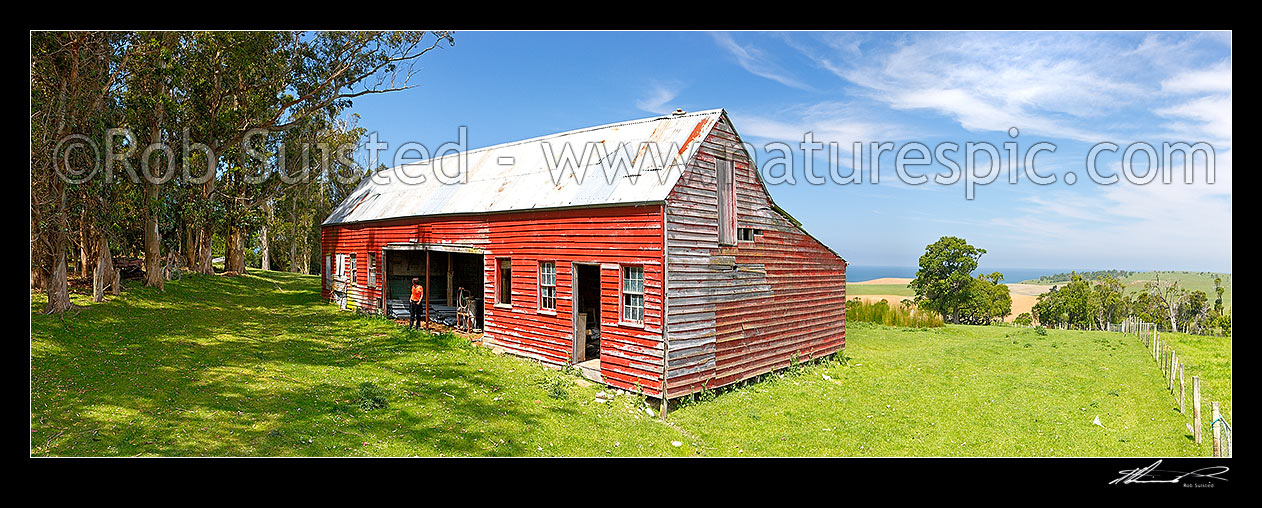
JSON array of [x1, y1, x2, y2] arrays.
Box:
[[49, 126, 1219, 200], [1109, 460, 1229, 486]]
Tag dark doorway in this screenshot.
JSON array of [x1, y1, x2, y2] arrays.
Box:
[[573, 263, 601, 363]]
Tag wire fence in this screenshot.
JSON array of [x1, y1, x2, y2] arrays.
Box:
[[1116, 317, 1231, 457]]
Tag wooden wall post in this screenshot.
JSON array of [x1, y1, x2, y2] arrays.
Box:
[[1192, 376, 1202, 445]]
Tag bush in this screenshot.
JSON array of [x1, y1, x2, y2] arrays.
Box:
[[1013, 313, 1033, 326], [357, 381, 389, 411], [846, 299, 944, 328], [1034, 325, 1047, 336], [540, 375, 569, 400]]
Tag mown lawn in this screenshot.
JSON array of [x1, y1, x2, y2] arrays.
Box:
[[30, 271, 1228, 456]]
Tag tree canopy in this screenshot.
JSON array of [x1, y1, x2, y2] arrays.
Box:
[[31, 31, 455, 313]]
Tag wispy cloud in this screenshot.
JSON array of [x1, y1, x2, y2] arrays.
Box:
[[765, 31, 1232, 269], [816, 32, 1155, 143], [635, 81, 683, 115], [1162, 59, 1232, 94], [710, 32, 813, 91]]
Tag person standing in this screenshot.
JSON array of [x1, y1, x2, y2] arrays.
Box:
[[409, 277, 425, 330]]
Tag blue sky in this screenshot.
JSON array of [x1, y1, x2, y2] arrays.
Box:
[[348, 31, 1232, 272]]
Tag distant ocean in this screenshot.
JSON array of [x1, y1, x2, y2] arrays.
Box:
[[847, 265, 1071, 284]]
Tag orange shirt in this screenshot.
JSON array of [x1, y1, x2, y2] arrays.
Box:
[[410, 284, 424, 303]]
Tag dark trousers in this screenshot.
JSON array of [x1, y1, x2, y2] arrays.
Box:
[[409, 302, 423, 328]]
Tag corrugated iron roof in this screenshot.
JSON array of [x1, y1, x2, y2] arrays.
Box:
[[323, 109, 725, 225]]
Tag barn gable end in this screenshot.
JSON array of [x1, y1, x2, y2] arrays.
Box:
[[663, 112, 847, 398]]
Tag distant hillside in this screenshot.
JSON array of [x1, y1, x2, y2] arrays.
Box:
[[1022, 270, 1136, 284], [1023, 270, 1232, 310]]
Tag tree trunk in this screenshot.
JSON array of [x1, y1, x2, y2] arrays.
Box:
[[300, 229, 311, 275], [226, 224, 247, 273], [141, 150, 165, 287], [43, 179, 73, 314], [93, 231, 115, 302], [79, 208, 91, 276], [194, 224, 215, 274], [259, 200, 272, 271], [142, 197, 164, 289], [184, 223, 197, 269], [289, 194, 298, 272], [288, 234, 298, 273]]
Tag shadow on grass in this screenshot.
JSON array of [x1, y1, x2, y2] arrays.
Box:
[[31, 270, 576, 456]]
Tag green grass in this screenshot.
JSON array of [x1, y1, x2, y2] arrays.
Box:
[[845, 284, 915, 297], [30, 272, 688, 457], [1148, 330, 1231, 425], [31, 271, 1229, 456], [667, 322, 1226, 456]]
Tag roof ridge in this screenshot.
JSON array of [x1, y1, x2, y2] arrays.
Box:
[[379, 108, 725, 170]]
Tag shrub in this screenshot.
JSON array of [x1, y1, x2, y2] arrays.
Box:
[[540, 375, 569, 400], [1034, 325, 1047, 336], [357, 382, 389, 411]]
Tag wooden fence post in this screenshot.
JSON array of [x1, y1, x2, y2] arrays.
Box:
[[1169, 352, 1176, 391], [1179, 363, 1185, 413], [1192, 376, 1202, 445], [1211, 402, 1222, 457]]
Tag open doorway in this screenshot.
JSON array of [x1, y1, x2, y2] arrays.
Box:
[[383, 248, 484, 331], [573, 263, 601, 369]]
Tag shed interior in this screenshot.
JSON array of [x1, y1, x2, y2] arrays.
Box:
[[384, 248, 483, 330]]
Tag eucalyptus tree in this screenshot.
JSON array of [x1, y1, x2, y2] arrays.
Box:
[[180, 30, 454, 274], [31, 31, 130, 313]]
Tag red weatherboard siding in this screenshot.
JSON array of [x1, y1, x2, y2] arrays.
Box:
[[321, 111, 845, 401], [321, 205, 668, 396], [663, 114, 847, 397]]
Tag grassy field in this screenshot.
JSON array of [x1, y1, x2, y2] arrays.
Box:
[[31, 271, 1229, 456], [845, 284, 915, 297], [1148, 330, 1231, 425]]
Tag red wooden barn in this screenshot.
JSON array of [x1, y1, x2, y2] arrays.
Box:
[[321, 108, 847, 401]]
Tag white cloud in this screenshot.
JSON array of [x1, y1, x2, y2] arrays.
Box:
[[824, 32, 1150, 143], [1162, 59, 1232, 94], [710, 32, 813, 91], [635, 82, 681, 115]]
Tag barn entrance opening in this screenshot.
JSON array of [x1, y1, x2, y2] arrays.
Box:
[[572, 263, 602, 380], [382, 246, 484, 331]]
